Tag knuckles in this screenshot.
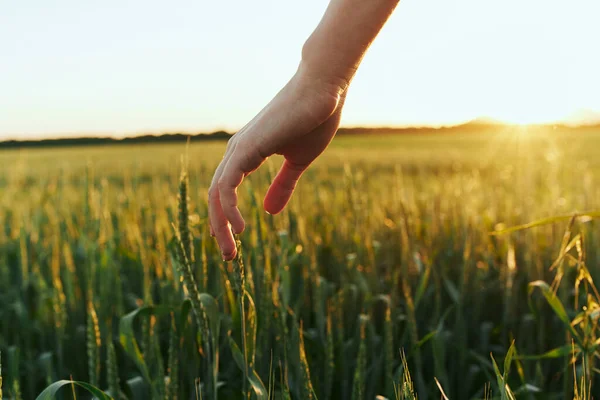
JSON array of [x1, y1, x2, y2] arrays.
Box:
[[217, 178, 227, 192], [207, 187, 218, 201], [225, 136, 236, 152]]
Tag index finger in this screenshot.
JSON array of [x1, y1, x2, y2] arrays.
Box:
[[208, 187, 237, 260], [217, 141, 267, 233], [208, 156, 237, 259]]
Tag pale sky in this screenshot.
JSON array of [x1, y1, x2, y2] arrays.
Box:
[[1, 0, 599, 140]]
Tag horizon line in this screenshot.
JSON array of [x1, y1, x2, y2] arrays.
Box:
[[2, 118, 600, 145]]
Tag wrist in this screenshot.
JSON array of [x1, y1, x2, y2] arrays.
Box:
[[295, 57, 349, 101], [277, 60, 344, 129]]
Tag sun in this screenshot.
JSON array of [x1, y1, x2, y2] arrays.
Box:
[[498, 116, 538, 126], [484, 87, 571, 127], [487, 98, 572, 127], [494, 111, 562, 126]]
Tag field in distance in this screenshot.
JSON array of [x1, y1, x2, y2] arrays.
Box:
[[1, 125, 599, 399]]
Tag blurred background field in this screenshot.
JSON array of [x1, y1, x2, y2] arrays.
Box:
[[1, 125, 600, 399]]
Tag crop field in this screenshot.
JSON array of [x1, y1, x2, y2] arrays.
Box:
[[1, 126, 600, 399]]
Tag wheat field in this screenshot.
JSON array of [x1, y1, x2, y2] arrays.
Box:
[[1, 126, 600, 399]]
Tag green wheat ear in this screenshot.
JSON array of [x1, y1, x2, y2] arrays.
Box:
[[178, 169, 193, 263], [86, 301, 101, 387], [232, 237, 246, 296], [174, 169, 204, 331], [173, 161, 215, 399]]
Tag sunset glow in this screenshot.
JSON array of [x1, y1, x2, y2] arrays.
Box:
[[1, 0, 599, 139]]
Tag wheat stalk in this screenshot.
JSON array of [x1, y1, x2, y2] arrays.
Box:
[[86, 300, 101, 387], [299, 321, 316, 400], [352, 314, 368, 400], [178, 169, 193, 262], [107, 339, 120, 399], [167, 315, 180, 400], [173, 168, 214, 399]]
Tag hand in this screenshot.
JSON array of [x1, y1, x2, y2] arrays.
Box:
[[208, 65, 347, 260]]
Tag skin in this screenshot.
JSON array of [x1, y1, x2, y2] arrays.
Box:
[[208, 0, 401, 260]]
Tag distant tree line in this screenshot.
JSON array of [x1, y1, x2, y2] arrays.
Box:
[[0, 131, 233, 149], [0, 127, 468, 149], [1, 122, 596, 149], [0, 128, 425, 149]]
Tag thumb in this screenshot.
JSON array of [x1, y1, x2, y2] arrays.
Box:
[[263, 160, 307, 215]]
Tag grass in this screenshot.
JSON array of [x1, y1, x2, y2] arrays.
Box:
[[0, 125, 600, 399]]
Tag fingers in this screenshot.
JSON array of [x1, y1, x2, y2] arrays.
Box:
[[218, 157, 245, 234], [217, 143, 267, 234], [208, 137, 267, 260], [208, 188, 237, 260], [263, 160, 307, 215], [208, 158, 237, 259]]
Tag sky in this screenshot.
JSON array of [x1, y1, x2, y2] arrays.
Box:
[[1, 0, 599, 140]]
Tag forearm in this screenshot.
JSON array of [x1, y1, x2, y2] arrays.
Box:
[[300, 0, 400, 93]]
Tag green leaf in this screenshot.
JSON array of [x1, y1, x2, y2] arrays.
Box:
[[504, 340, 515, 379], [124, 376, 148, 400], [489, 212, 600, 235], [119, 305, 171, 384], [513, 384, 542, 394], [491, 353, 504, 393], [199, 292, 220, 400], [528, 281, 583, 348], [490, 354, 515, 400], [517, 344, 574, 360], [119, 308, 153, 383], [228, 335, 268, 400], [414, 330, 438, 349], [36, 380, 113, 400], [442, 275, 460, 304], [199, 293, 220, 352], [177, 299, 192, 334], [414, 266, 431, 308]]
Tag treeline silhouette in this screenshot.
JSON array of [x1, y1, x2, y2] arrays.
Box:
[[0, 128, 431, 149], [0, 131, 231, 149], [1, 122, 597, 149]]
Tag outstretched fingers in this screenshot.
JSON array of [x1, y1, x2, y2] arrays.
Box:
[[208, 188, 237, 260], [208, 138, 266, 260], [263, 160, 307, 215], [208, 158, 236, 259], [217, 158, 245, 235]]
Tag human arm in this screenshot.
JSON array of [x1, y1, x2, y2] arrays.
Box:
[[208, 0, 401, 260]]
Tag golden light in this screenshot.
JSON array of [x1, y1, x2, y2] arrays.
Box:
[[488, 101, 568, 127], [497, 116, 543, 126]]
